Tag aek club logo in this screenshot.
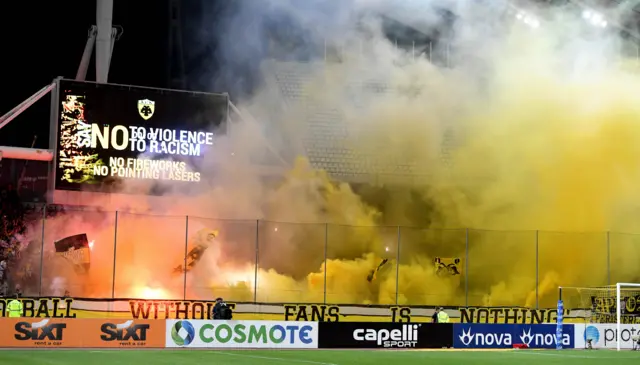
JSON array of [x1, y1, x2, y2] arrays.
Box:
[[171, 320, 195, 346], [137, 99, 155, 120]]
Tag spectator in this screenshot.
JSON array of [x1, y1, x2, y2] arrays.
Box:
[[437, 307, 450, 323], [7, 293, 23, 317], [14, 285, 22, 297], [0, 280, 8, 297], [212, 297, 233, 320]]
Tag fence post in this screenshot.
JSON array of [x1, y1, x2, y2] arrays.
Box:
[[323, 38, 327, 62], [465, 228, 469, 307], [606, 231, 611, 286], [395, 226, 401, 305], [254, 220, 259, 303], [37, 204, 46, 296], [412, 41, 416, 60], [535, 230, 539, 309], [183, 215, 189, 300], [324, 223, 328, 305], [110, 211, 119, 298]]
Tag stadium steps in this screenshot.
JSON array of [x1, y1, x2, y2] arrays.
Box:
[[262, 60, 450, 185]]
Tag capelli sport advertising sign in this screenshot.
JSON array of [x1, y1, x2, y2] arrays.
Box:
[[166, 320, 318, 349]]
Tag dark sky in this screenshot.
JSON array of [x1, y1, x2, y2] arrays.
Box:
[[0, 0, 429, 151], [0, 0, 229, 150]]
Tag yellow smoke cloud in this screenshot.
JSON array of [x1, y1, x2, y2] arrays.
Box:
[[33, 12, 640, 311]]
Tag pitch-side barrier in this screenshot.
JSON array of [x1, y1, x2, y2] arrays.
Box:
[[2, 318, 630, 350]]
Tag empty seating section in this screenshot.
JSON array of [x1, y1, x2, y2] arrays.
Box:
[[266, 61, 437, 178]]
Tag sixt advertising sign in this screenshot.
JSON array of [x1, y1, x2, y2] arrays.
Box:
[[165, 320, 318, 349], [98, 319, 165, 348], [13, 319, 67, 346], [0, 318, 165, 348], [453, 324, 574, 349]]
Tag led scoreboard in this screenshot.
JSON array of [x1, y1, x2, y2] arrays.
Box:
[[52, 79, 228, 197]]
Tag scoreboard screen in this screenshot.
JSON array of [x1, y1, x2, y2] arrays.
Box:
[[53, 80, 228, 194]]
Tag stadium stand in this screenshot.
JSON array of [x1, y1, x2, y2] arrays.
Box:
[[262, 59, 452, 184], [0, 184, 25, 296]]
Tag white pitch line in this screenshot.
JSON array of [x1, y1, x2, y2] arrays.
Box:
[[513, 351, 640, 359], [216, 351, 339, 365], [515, 352, 600, 359]]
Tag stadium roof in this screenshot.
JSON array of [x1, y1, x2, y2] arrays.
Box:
[[379, 0, 640, 41]]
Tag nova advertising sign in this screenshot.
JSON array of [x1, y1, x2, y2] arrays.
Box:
[[453, 324, 574, 349], [166, 320, 318, 349]]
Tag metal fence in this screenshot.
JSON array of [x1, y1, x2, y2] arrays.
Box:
[[319, 38, 640, 69], [11, 206, 640, 309]]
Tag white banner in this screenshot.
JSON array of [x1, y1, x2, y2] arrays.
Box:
[[573, 324, 640, 349], [165, 320, 318, 349]]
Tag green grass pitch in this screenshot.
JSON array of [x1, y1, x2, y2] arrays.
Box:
[[1, 349, 640, 365]]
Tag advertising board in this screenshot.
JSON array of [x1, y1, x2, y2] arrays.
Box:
[[574, 323, 640, 349], [165, 320, 318, 349], [0, 318, 165, 348], [0, 318, 78, 348], [52, 79, 228, 196], [318, 322, 453, 349], [452, 324, 574, 349]]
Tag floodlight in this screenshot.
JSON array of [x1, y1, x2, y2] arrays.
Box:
[[582, 9, 606, 28], [590, 16, 606, 28], [515, 10, 541, 29]]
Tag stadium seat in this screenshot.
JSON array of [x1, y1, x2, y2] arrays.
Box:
[[262, 60, 435, 184]]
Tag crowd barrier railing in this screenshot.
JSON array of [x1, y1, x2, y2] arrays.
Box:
[[14, 206, 639, 309], [2, 317, 635, 350]]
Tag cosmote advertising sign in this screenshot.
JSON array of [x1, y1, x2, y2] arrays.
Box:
[[54, 79, 228, 193]]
